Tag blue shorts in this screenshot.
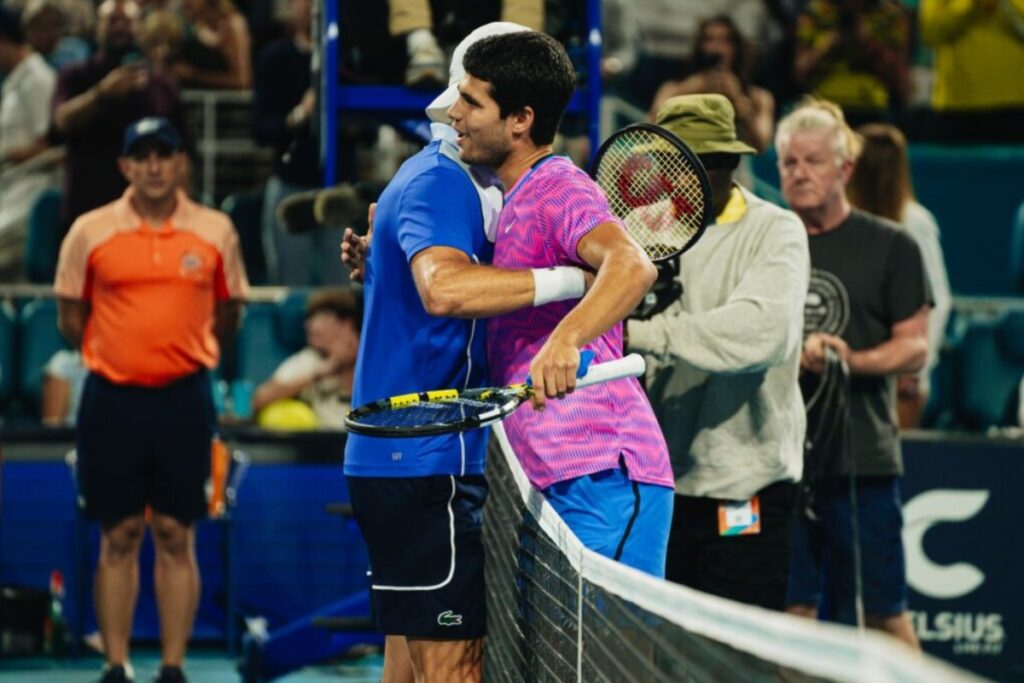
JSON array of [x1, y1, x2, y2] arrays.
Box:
[[76, 370, 214, 527], [543, 456, 673, 577], [347, 474, 487, 639], [786, 476, 908, 620]]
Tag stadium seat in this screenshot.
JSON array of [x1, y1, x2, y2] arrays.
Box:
[[17, 298, 70, 418], [275, 289, 309, 353], [0, 301, 17, 410], [957, 311, 1024, 430], [221, 189, 268, 286], [1011, 199, 1024, 294], [234, 290, 310, 386], [23, 187, 64, 284]]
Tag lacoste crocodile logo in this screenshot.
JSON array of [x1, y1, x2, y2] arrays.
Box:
[[437, 610, 463, 627]]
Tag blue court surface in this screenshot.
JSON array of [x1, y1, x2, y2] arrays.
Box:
[[0, 649, 384, 682]]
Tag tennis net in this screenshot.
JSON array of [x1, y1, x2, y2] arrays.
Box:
[[482, 423, 986, 683]]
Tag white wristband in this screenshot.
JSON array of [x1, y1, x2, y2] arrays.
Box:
[[532, 267, 586, 306]]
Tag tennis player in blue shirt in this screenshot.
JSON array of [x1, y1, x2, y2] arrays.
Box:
[[342, 23, 592, 683]]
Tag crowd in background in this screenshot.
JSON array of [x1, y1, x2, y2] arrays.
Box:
[[0, 0, 1020, 429], [0, 0, 1020, 281]]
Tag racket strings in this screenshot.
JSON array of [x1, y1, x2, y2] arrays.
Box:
[[596, 128, 708, 261]]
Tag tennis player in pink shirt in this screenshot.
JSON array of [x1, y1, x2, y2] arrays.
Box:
[[448, 31, 675, 576]]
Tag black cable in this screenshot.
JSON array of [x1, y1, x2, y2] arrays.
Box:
[[803, 347, 864, 631], [823, 347, 864, 632]]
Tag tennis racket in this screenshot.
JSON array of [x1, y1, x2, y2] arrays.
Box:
[[345, 351, 645, 437], [591, 123, 712, 263]]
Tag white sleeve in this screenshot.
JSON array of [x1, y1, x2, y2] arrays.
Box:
[[272, 349, 325, 383], [26, 63, 57, 140], [904, 202, 952, 373], [629, 213, 810, 375]]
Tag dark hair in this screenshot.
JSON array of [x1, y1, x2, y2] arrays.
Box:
[[689, 15, 748, 85], [698, 153, 740, 171], [0, 7, 25, 44], [462, 32, 576, 146], [305, 287, 363, 329]]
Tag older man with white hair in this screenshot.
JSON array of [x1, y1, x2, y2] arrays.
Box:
[[776, 98, 930, 648]]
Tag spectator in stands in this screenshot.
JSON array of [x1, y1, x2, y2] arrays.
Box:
[[41, 348, 87, 427], [848, 122, 952, 428], [21, 0, 91, 70], [649, 15, 775, 153], [252, 288, 361, 431], [628, 0, 774, 109], [175, 0, 251, 89], [627, 94, 809, 611], [920, 0, 1024, 143], [0, 7, 56, 165], [776, 99, 929, 648], [793, 0, 909, 125], [252, 0, 346, 286], [387, 0, 543, 88], [600, 0, 641, 100], [54, 117, 248, 683], [138, 9, 183, 76], [52, 0, 185, 240], [0, 5, 57, 280]]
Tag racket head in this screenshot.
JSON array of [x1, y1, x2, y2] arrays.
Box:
[[591, 123, 712, 262], [345, 385, 531, 438]]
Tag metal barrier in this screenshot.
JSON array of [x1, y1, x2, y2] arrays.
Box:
[[180, 89, 274, 206]]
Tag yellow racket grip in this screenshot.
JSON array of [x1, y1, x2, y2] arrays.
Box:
[[388, 389, 459, 407]]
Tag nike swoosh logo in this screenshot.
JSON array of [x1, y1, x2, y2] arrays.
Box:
[[504, 219, 516, 234]]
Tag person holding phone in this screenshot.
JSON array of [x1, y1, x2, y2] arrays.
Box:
[[648, 15, 775, 152], [52, 0, 185, 240]]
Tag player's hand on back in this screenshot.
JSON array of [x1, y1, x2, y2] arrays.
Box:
[[528, 338, 581, 410], [340, 203, 375, 282]]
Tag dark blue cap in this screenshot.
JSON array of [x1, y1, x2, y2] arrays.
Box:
[[122, 117, 183, 156]]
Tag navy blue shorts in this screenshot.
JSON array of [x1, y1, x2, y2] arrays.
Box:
[[347, 474, 487, 639], [76, 370, 214, 527], [786, 476, 908, 620]]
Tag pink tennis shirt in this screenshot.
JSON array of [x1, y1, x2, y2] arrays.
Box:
[[487, 156, 674, 491]]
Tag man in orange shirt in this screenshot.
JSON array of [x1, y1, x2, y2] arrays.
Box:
[[54, 117, 248, 683]]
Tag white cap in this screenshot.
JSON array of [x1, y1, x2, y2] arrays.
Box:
[[425, 21, 532, 123]]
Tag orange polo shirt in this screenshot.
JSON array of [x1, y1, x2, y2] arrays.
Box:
[[54, 188, 249, 387]]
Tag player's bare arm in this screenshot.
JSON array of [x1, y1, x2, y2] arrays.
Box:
[[528, 222, 656, 408], [410, 246, 595, 319], [411, 246, 536, 317]]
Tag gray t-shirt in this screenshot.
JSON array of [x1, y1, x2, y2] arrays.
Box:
[[803, 209, 932, 477]]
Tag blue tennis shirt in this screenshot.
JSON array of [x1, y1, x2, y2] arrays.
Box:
[[344, 136, 493, 478]]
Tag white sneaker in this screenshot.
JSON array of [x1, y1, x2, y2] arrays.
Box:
[[405, 41, 446, 88]]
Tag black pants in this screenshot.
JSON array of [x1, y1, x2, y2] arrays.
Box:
[[665, 481, 798, 611]]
